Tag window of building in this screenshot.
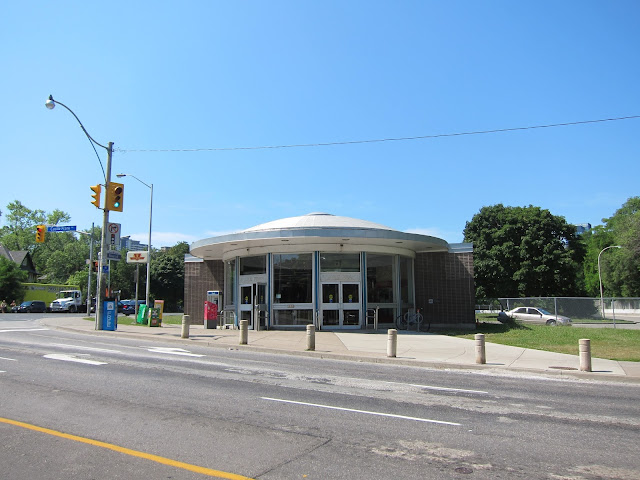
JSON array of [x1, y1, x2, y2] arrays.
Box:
[[320, 253, 360, 272], [273, 253, 312, 303], [239, 255, 266, 275], [224, 259, 236, 307], [272, 309, 313, 326], [366, 254, 395, 303], [399, 255, 413, 306]]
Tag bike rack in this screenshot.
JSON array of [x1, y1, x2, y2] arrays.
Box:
[[365, 306, 379, 330]]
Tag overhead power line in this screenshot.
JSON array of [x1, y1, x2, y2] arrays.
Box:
[[117, 115, 640, 153]]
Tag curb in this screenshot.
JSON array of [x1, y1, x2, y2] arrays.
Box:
[[47, 322, 640, 385]]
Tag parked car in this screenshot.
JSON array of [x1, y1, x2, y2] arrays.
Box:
[[121, 299, 145, 316], [498, 307, 571, 326], [17, 300, 47, 313]]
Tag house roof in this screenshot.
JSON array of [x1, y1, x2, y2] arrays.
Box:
[[0, 244, 38, 274]]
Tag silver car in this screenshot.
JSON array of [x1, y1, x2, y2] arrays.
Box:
[[498, 307, 571, 326]]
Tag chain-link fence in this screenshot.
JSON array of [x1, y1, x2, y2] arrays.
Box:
[[476, 297, 640, 323]]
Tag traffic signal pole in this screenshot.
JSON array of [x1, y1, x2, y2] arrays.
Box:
[[95, 142, 113, 331]]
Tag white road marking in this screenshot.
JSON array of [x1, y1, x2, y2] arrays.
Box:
[[0, 356, 17, 361], [0, 328, 49, 333], [261, 397, 461, 426], [147, 347, 205, 357], [43, 354, 107, 365], [50, 343, 122, 354], [402, 382, 489, 395]]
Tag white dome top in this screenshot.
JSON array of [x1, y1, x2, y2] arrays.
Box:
[[244, 213, 394, 232]]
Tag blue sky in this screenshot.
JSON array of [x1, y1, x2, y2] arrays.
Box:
[[2, 1, 638, 247]]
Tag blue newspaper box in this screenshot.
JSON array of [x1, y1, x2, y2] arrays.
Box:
[[103, 299, 117, 331]]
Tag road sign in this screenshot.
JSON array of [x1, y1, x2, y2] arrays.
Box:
[[127, 251, 149, 263], [102, 265, 109, 274], [106, 250, 122, 261], [48, 225, 77, 232], [108, 222, 121, 247]]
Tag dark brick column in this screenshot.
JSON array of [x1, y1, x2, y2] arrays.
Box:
[[415, 251, 475, 329], [184, 259, 224, 325]]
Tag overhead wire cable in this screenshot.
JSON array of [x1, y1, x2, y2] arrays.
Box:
[[116, 115, 640, 153]]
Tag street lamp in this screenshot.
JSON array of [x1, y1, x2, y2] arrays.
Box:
[[45, 95, 113, 330], [598, 245, 622, 325], [116, 174, 153, 310]]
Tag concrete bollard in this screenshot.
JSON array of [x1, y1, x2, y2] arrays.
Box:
[[387, 329, 397, 358], [239, 320, 248, 345], [306, 324, 315, 351], [579, 338, 592, 372], [181, 314, 190, 339], [475, 333, 486, 364]]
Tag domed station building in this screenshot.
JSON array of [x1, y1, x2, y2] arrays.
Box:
[[185, 213, 474, 330]]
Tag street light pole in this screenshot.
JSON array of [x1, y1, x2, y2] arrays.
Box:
[[598, 245, 622, 325], [45, 95, 112, 330], [116, 174, 153, 307]]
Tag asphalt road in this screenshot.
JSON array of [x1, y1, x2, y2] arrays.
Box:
[[1, 314, 640, 479]]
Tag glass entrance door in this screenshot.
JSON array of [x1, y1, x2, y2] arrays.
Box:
[[239, 283, 267, 329], [320, 282, 361, 328]]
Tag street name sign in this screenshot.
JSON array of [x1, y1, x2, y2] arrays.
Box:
[[48, 225, 77, 232], [106, 250, 122, 261]]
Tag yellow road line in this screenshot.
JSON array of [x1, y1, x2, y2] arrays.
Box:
[[0, 417, 254, 480]]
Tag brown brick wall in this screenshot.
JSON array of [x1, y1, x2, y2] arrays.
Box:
[[184, 259, 223, 324], [415, 251, 475, 328]]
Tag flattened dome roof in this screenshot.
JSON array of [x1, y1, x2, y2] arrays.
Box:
[[244, 213, 394, 232], [190, 212, 452, 261]]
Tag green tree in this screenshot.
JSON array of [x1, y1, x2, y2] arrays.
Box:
[[0, 257, 27, 303], [150, 242, 189, 311], [587, 197, 640, 297], [463, 204, 585, 299]]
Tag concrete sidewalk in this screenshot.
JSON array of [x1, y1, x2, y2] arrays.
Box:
[[40, 316, 640, 383]]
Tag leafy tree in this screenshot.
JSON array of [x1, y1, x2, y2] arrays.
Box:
[[586, 197, 640, 297], [463, 204, 585, 299], [0, 257, 27, 303], [150, 242, 189, 311]]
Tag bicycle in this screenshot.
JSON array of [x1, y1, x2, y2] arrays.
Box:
[[395, 308, 430, 332]]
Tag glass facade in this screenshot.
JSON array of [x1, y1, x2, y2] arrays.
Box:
[[224, 259, 236, 307], [273, 253, 312, 304], [399, 255, 413, 306], [225, 251, 414, 329], [239, 255, 266, 275], [320, 253, 360, 272], [366, 254, 395, 303]]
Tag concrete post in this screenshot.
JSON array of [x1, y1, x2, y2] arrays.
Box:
[[239, 320, 248, 345], [387, 329, 397, 358], [475, 333, 486, 364], [579, 338, 592, 372], [181, 314, 190, 339], [306, 324, 315, 351]]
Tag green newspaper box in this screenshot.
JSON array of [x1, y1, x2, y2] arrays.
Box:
[[136, 304, 149, 325]]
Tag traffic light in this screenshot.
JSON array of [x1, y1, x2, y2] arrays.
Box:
[[92, 261, 99, 272], [35, 225, 46, 243], [90, 184, 102, 208], [105, 182, 124, 212]]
